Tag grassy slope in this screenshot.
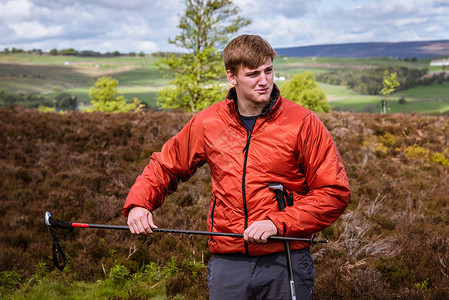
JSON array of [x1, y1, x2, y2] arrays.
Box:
[[0, 54, 162, 107], [0, 53, 447, 113]]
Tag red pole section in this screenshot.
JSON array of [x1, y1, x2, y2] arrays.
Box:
[[72, 223, 89, 228]]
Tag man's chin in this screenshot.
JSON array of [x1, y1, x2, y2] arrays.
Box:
[[255, 95, 271, 104]]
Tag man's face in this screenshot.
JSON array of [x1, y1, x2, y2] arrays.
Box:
[[226, 57, 274, 108]]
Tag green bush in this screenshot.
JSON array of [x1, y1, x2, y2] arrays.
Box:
[[431, 152, 449, 166], [282, 71, 331, 112], [161, 256, 179, 280], [0, 270, 22, 292], [405, 145, 430, 161], [108, 263, 130, 287]]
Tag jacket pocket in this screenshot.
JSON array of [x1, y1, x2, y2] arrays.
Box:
[[209, 194, 217, 241]]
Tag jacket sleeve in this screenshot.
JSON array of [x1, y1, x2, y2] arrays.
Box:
[[268, 112, 351, 237], [123, 114, 206, 217]]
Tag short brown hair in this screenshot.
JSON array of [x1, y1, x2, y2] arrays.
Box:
[[223, 35, 277, 75]]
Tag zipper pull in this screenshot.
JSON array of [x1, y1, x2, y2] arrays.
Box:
[[242, 134, 251, 153]]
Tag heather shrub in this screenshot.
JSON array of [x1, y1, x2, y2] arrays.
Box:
[[1, 107, 448, 299]]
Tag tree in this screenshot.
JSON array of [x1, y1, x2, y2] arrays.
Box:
[[282, 71, 331, 113], [157, 0, 250, 112], [54, 93, 77, 110], [379, 70, 399, 114], [59, 48, 78, 56], [87, 77, 142, 113]]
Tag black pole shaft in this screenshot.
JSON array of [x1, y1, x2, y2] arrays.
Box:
[[273, 189, 297, 300], [74, 222, 326, 243]]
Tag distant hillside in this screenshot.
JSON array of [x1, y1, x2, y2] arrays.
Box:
[[275, 40, 449, 59]]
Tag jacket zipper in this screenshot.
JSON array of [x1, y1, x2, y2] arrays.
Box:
[[242, 121, 256, 255]]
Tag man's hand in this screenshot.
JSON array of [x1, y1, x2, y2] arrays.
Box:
[[244, 220, 278, 243], [127, 206, 157, 235]]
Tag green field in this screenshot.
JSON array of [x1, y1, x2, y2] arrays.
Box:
[[395, 82, 449, 99], [329, 95, 449, 114], [0, 53, 447, 113], [323, 81, 449, 114]]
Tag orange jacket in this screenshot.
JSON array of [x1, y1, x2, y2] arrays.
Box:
[[123, 85, 350, 256]]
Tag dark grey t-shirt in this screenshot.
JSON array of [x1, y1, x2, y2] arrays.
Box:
[[239, 115, 258, 132]]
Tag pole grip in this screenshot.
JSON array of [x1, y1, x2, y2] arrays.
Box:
[[275, 190, 286, 211], [45, 212, 74, 230]]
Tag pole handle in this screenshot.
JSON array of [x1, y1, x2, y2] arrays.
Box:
[[45, 212, 73, 230], [274, 189, 286, 211]]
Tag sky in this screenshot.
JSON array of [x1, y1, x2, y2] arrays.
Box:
[[0, 0, 448, 54]]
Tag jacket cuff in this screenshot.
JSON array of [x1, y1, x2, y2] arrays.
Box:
[[267, 214, 285, 236], [122, 203, 153, 218]]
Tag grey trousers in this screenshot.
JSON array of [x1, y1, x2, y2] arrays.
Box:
[[207, 248, 315, 300]]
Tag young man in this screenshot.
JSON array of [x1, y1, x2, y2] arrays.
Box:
[[123, 35, 350, 299]]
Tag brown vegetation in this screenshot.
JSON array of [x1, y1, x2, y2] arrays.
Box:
[[0, 107, 448, 298]]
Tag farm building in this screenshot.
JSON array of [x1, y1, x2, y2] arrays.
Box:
[[430, 58, 449, 67]]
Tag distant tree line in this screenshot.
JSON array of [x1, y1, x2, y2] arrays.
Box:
[[0, 90, 77, 110], [3, 48, 42, 55], [316, 66, 449, 95], [2, 48, 146, 57], [401, 57, 418, 62]]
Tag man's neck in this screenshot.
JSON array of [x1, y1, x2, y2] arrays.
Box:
[[237, 100, 270, 117]]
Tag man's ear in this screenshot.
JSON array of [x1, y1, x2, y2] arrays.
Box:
[[226, 70, 237, 86]]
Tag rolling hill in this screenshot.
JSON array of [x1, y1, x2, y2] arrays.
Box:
[[275, 40, 449, 59]]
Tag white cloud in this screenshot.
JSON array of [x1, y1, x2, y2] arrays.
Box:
[[393, 18, 427, 27], [134, 41, 159, 53], [303, 0, 449, 45], [11, 21, 63, 39], [233, 0, 318, 17], [233, 0, 320, 48], [0, 0, 447, 52], [0, 0, 32, 22]]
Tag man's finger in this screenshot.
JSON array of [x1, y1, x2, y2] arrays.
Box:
[[147, 213, 158, 229], [128, 223, 136, 234], [141, 218, 153, 235]]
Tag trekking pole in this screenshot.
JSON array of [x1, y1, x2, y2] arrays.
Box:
[[269, 183, 296, 300], [45, 211, 328, 271]]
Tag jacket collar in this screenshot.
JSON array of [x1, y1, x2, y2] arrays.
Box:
[[226, 84, 281, 117]]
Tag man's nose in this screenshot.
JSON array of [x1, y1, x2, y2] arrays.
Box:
[[258, 72, 269, 85]]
